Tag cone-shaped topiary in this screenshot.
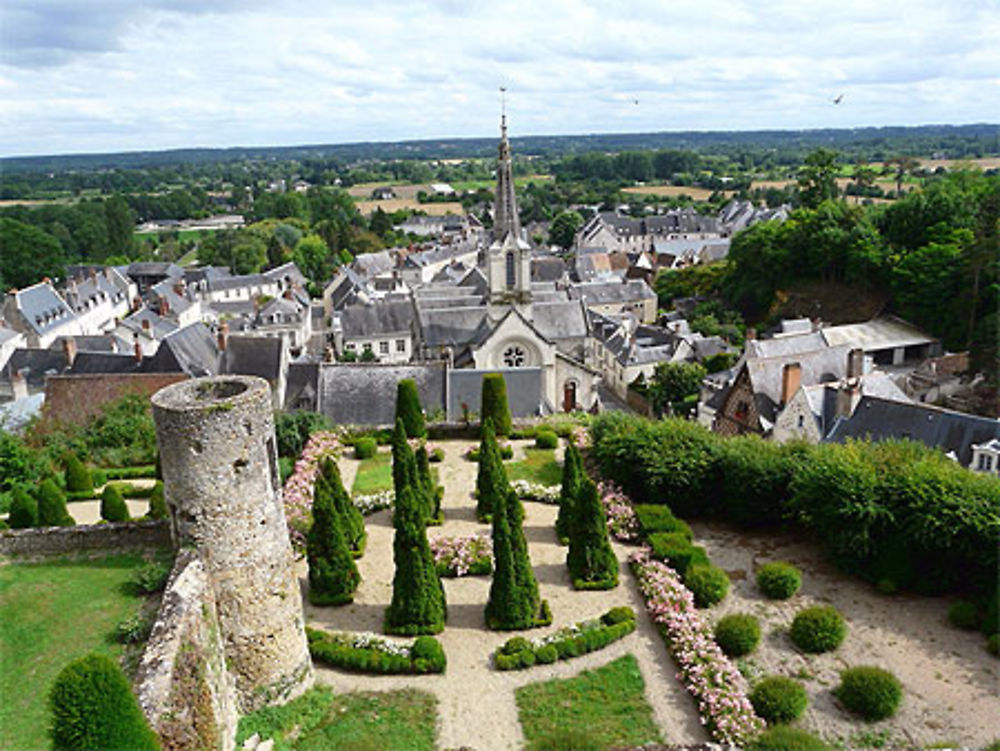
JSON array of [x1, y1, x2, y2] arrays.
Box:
[[64, 453, 93, 494], [476, 418, 508, 522], [147, 481, 167, 520], [385, 485, 446, 634], [392, 418, 434, 525], [415, 445, 441, 523], [555, 442, 583, 545], [8, 486, 38, 528], [319, 456, 366, 555], [481, 373, 512, 437], [100, 484, 130, 523], [49, 653, 160, 751], [308, 466, 360, 606], [487, 488, 546, 630], [36, 479, 73, 527], [566, 477, 619, 590], [395, 379, 426, 438]]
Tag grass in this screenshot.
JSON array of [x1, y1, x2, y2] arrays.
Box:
[[516, 654, 662, 751], [351, 451, 394, 495], [506, 448, 562, 486], [0, 554, 151, 751], [237, 686, 437, 751]]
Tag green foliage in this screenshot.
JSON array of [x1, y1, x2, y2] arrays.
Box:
[[274, 410, 332, 458], [414, 445, 440, 523], [147, 481, 167, 520], [36, 479, 73, 527], [683, 564, 730, 608], [634, 505, 692, 539], [716, 437, 804, 526], [386, 485, 446, 635], [130, 560, 171, 594], [487, 488, 545, 631], [476, 419, 508, 522], [566, 478, 618, 590], [535, 429, 558, 449], [746, 726, 833, 751], [354, 437, 377, 459], [703, 351, 738, 374], [988, 634, 1000, 657], [750, 675, 808, 724], [306, 628, 445, 674], [0, 430, 43, 494], [481, 373, 512, 437], [48, 653, 160, 751], [835, 665, 903, 720], [83, 394, 158, 467], [115, 613, 152, 644], [555, 442, 583, 544], [8, 487, 38, 529], [654, 262, 728, 309], [549, 209, 583, 250], [648, 361, 707, 415], [947, 600, 980, 630], [64, 454, 93, 494], [100, 484, 129, 523], [790, 605, 847, 653], [798, 148, 840, 208], [395, 379, 427, 438], [714, 613, 761, 657], [0, 217, 67, 289], [756, 561, 802, 600], [647, 532, 708, 573], [391, 418, 434, 524], [495, 608, 636, 670], [308, 460, 361, 605]]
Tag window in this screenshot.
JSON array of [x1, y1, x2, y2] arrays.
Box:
[[363, 342, 373, 352], [503, 345, 526, 367], [396, 339, 406, 352], [379, 341, 389, 354], [797, 415, 805, 429], [345, 342, 356, 350], [506, 251, 516, 288], [978, 453, 994, 472]]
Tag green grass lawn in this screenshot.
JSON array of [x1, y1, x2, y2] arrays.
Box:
[[238, 686, 437, 751], [506, 448, 562, 486], [351, 451, 394, 495], [516, 654, 662, 751], [0, 554, 151, 751]]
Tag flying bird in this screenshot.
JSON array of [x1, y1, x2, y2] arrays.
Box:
[[833, 93, 845, 105]]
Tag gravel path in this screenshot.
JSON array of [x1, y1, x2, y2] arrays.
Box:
[[303, 439, 706, 751]]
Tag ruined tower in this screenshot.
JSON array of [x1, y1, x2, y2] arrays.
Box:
[[151, 375, 313, 712]]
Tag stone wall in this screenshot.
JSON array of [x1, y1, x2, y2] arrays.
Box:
[[0, 520, 171, 558], [41, 373, 187, 429], [136, 549, 238, 751]]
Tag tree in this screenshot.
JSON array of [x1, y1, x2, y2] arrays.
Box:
[[292, 233, 331, 284], [49, 653, 160, 751], [100, 485, 129, 523], [307, 464, 360, 605], [415, 445, 440, 523], [385, 485, 446, 634], [481, 373, 512, 437], [798, 148, 840, 209], [476, 418, 508, 522], [887, 156, 920, 196], [548, 210, 583, 250], [319, 456, 366, 555], [64, 453, 93, 494], [393, 418, 434, 525], [103, 195, 135, 260], [395, 379, 426, 438], [486, 488, 544, 630], [0, 218, 66, 289], [555, 442, 583, 545], [36, 479, 73, 527], [8, 487, 38, 529], [648, 361, 707, 416], [566, 478, 619, 589]]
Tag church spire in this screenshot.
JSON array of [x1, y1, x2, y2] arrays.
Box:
[[493, 96, 521, 243]]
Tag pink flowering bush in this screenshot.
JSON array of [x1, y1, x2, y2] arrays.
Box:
[[598, 481, 639, 542], [282, 430, 341, 549], [430, 533, 492, 577], [630, 547, 764, 745]]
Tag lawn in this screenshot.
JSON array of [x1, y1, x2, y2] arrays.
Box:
[[506, 448, 562, 486], [238, 686, 437, 751], [351, 451, 394, 496], [515, 654, 662, 751], [0, 554, 152, 751]]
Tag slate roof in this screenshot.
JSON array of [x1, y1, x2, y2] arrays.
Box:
[[745, 332, 827, 360], [222, 336, 283, 383], [352, 251, 396, 278], [799, 374, 910, 438], [119, 309, 178, 340], [284, 361, 320, 411], [418, 306, 490, 349], [126, 262, 183, 279], [68, 352, 144, 375], [531, 257, 566, 283], [338, 300, 417, 338], [263, 262, 308, 287], [447, 369, 544, 420], [745, 344, 854, 423], [1, 348, 68, 388], [142, 323, 219, 376], [205, 274, 274, 293], [531, 301, 589, 340], [317, 363, 447, 425], [820, 316, 937, 352], [568, 279, 656, 305], [48, 335, 118, 354], [11, 283, 77, 336]]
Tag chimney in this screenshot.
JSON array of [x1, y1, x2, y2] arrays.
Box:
[[847, 348, 865, 379], [134, 339, 143, 362], [781, 362, 801, 405], [62, 336, 77, 366], [158, 296, 169, 316], [836, 378, 861, 419], [11, 370, 28, 401], [745, 327, 757, 341], [283, 289, 293, 300], [217, 321, 229, 352], [323, 345, 334, 363], [142, 318, 151, 332]]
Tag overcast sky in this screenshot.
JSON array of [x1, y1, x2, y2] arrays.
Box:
[[2, 0, 999, 157]]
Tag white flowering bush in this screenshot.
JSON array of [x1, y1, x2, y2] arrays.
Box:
[[598, 481, 640, 542], [630, 547, 764, 745], [511, 479, 561, 504], [430, 533, 492, 577], [352, 489, 394, 516], [282, 430, 341, 549]]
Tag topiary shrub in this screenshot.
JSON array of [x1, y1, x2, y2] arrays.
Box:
[[756, 561, 802, 599], [566, 478, 618, 590], [308, 460, 360, 606], [146, 481, 167, 520], [354, 437, 377, 460], [64, 453, 93, 494], [7, 487, 38, 529], [746, 726, 833, 751], [536, 644, 559, 664], [100, 484, 130, 523], [947, 600, 980, 630], [790, 605, 847, 653], [834, 665, 903, 720], [395, 379, 426, 438], [634, 504, 692, 539], [535, 430, 558, 449], [36, 479, 73, 527], [555, 441, 582, 545], [714, 613, 761, 657], [49, 653, 160, 751], [647, 532, 708, 573], [601, 606, 635, 626], [683, 564, 730, 608], [750, 675, 808, 724], [411, 635, 446, 673], [481, 373, 512, 437]]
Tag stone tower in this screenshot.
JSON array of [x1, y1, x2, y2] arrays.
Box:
[[488, 112, 532, 304], [151, 375, 313, 712]]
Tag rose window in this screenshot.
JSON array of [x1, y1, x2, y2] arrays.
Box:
[[503, 345, 526, 367]]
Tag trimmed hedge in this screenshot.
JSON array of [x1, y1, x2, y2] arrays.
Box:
[[8, 487, 37, 529], [749, 675, 808, 724], [790, 605, 847, 653], [354, 438, 377, 460], [647, 532, 709, 573], [147, 482, 167, 520], [36, 479, 73, 527], [714, 613, 761, 657], [395, 379, 427, 438], [493, 607, 636, 670], [634, 504, 692, 539], [307, 627, 446, 674], [481, 373, 512, 437], [683, 564, 730, 608], [100, 465, 158, 480], [835, 665, 903, 720], [64, 454, 93, 494], [100, 485, 129, 523], [535, 430, 558, 449], [756, 561, 802, 600], [746, 726, 833, 751]]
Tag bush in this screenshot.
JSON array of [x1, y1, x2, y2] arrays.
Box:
[[948, 600, 980, 630], [8, 487, 38, 528], [307, 629, 446, 674], [982, 594, 998, 636], [100, 484, 130, 523], [988, 634, 999, 657], [536, 643, 559, 664], [714, 613, 761, 657], [131, 560, 171, 594], [601, 606, 635, 626], [790, 605, 847, 653], [566, 478, 618, 590], [494, 607, 635, 670], [634, 504, 692, 539], [411, 636, 447, 672], [746, 726, 833, 751], [147, 482, 167, 520], [501, 636, 532, 656], [683, 564, 730, 608], [481, 373, 512, 437], [648, 532, 708, 573], [428, 447, 444, 463], [750, 675, 808, 724], [115, 613, 153, 644], [64, 453, 93, 494], [36, 479, 73, 527], [535, 430, 558, 449], [756, 561, 802, 599], [354, 437, 377, 460], [274, 410, 332, 458], [308, 460, 360, 606], [395, 379, 426, 438], [835, 665, 903, 720], [48, 653, 160, 751]]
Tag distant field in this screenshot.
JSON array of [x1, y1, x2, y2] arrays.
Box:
[[451, 174, 552, 192], [134, 227, 219, 242], [621, 185, 730, 201], [354, 198, 465, 216], [0, 197, 77, 207]]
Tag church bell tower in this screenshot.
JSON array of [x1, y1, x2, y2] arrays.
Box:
[[488, 105, 531, 304]]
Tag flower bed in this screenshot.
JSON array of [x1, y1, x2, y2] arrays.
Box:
[[510, 479, 560, 504], [493, 606, 637, 670], [306, 627, 446, 674], [598, 481, 639, 542], [630, 547, 764, 745], [282, 431, 342, 548], [353, 489, 394, 516], [430, 533, 492, 577]]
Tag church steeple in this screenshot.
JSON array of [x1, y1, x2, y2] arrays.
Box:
[[492, 108, 521, 243], [487, 98, 531, 304]]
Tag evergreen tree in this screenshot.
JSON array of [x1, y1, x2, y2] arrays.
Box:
[[319, 456, 366, 555], [566, 478, 619, 590], [100, 485, 129, 523], [476, 418, 508, 522], [392, 418, 433, 525], [63, 454, 93, 494], [147, 481, 168, 520], [415, 445, 440, 523], [307, 468, 360, 605], [36, 479, 73, 527], [395, 379, 426, 438], [506, 488, 543, 614], [481, 373, 512, 436], [555, 442, 583, 545], [385, 485, 446, 634], [8, 487, 38, 529], [487, 488, 544, 630]]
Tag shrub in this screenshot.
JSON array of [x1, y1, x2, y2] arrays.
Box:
[[684, 564, 730, 608], [131, 560, 171, 594], [601, 606, 635, 626], [716, 436, 803, 526], [749, 675, 808, 724], [714, 613, 761, 657], [8, 487, 38, 528], [274, 410, 332, 458], [147, 481, 167, 520], [948, 600, 980, 630], [536, 644, 558, 664], [566, 478, 618, 590], [476, 419, 508, 522], [354, 437, 377, 460], [100, 484, 130, 523], [115, 613, 152, 644], [411, 635, 446, 672], [36, 479, 73, 527], [428, 447, 444, 463], [535, 430, 558, 449], [395, 379, 426, 438], [790, 605, 847, 653], [501, 636, 532, 656], [555, 441, 583, 544], [634, 504, 692, 539], [746, 726, 833, 751], [982, 594, 998, 636], [988, 634, 999, 657], [756, 561, 802, 599], [48, 653, 160, 751], [64, 453, 93, 494], [481, 373, 512, 437], [308, 460, 360, 606], [487, 488, 544, 631], [648, 532, 708, 573], [834, 665, 903, 720]]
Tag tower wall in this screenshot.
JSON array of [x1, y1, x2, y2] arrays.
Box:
[[151, 375, 312, 712]]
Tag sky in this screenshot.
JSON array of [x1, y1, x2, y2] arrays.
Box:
[[1, 0, 999, 157]]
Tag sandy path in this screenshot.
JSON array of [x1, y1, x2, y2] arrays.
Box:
[[304, 439, 706, 751]]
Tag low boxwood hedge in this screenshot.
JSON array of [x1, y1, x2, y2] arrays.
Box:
[[634, 504, 693, 540], [306, 627, 446, 675], [647, 532, 709, 573], [746, 726, 833, 751], [749, 675, 808, 724], [354, 437, 377, 459]]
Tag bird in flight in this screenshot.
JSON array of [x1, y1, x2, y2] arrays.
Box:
[[833, 93, 845, 105]]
